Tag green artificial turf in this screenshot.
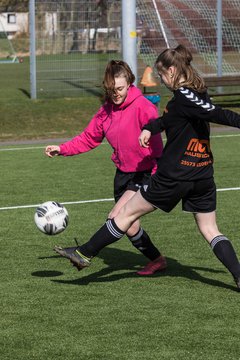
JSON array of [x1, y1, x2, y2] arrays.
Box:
[[0, 138, 240, 360], [0, 57, 240, 143], [0, 56, 240, 359]]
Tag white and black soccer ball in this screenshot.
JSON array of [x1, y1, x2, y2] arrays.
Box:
[[34, 201, 69, 235]]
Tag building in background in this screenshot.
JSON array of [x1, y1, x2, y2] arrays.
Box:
[[0, 12, 28, 39]]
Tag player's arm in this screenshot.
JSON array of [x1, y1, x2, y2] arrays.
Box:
[[142, 116, 165, 135], [208, 107, 240, 128], [45, 145, 60, 157], [139, 116, 165, 148], [179, 89, 240, 128], [139, 129, 151, 148], [189, 104, 240, 128], [45, 107, 106, 158], [137, 104, 163, 158]]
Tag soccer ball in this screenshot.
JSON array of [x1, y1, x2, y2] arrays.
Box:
[[34, 201, 69, 235]]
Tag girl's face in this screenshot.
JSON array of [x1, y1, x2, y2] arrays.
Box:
[[157, 66, 175, 89], [111, 76, 129, 105]]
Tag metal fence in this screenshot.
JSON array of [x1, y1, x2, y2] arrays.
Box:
[[28, 0, 240, 98], [33, 0, 122, 98], [137, 0, 240, 78]]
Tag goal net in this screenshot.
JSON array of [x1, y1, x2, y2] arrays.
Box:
[[0, 16, 18, 63], [136, 0, 240, 77]]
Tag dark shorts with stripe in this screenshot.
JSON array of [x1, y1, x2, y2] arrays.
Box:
[[114, 168, 152, 202], [140, 175, 216, 213]]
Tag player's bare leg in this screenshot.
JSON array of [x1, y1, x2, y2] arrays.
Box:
[[194, 211, 240, 290], [108, 190, 166, 274], [114, 190, 156, 231], [55, 191, 157, 271]]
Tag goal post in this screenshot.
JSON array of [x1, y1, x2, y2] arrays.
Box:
[[29, 0, 36, 99], [29, 0, 240, 99], [0, 16, 18, 63], [136, 0, 240, 79], [122, 0, 137, 84]]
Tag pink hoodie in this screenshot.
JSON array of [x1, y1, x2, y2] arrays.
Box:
[[59, 85, 163, 173]]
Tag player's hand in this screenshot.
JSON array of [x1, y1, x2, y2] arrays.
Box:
[[45, 145, 60, 158], [139, 129, 151, 148]]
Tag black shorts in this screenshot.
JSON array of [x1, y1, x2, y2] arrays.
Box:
[[140, 175, 216, 213], [114, 168, 152, 202]]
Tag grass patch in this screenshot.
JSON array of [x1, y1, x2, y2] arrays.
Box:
[[0, 138, 240, 359], [1, 42, 240, 360], [0, 58, 240, 143]]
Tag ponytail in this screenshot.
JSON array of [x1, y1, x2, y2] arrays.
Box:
[[155, 44, 206, 92]]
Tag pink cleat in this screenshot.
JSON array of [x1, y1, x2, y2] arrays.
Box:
[[137, 255, 167, 276]]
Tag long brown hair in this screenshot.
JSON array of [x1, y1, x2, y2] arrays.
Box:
[[103, 60, 135, 100], [155, 44, 206, 92]]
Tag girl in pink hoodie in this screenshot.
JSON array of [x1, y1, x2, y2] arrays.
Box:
[[46, 60, 165, 275]]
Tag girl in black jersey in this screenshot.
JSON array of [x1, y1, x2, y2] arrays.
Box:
[[55, 45, 240, 291]]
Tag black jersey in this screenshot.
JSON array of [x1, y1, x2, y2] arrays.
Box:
[[143, 87, 240, 181]]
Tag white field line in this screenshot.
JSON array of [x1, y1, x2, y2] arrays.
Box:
[[0, 133, 240, 152], [0, 146, 45, 151], [0, 142, 109, 152], [0, 187, 240, 211], [0, 198, 114, 211], [0, 133, 239, 211]]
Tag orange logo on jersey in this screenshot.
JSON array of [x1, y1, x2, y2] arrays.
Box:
[[181, 138, 212, 167], [186, 138, 210, 153]]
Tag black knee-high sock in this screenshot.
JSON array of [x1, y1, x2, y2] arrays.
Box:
[[210, 235, 240, 279], [128, 228, 161, 261], [79, 218, 125, 258]]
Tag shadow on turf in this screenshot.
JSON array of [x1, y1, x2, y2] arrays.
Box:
[[63, 80, 103, 98], [36, 247, 237, 292], [19, 88, 31, 98], [32, 270, 64, 277]]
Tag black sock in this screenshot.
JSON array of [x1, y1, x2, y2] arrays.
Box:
[[128, 228, 161, 261], [79, 218, 125, 258], [210, 235, 240, 279]]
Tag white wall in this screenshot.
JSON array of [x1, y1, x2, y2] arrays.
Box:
[[0, 12, 28, 38]]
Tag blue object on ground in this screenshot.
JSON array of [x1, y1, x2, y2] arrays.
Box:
[[144, 94, 161, 106]]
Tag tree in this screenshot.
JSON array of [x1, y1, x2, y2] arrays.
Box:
[[0, 0, 29, 12]]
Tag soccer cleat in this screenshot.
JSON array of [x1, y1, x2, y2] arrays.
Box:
[[234, 276, 240, 292], [54, 245, 91, 271], [137, 255, 167, 276], [68, 248, 91, 271], [54, 237, 80, 258], [54, 238, 91, 271], [54, 245, 78, 258]]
